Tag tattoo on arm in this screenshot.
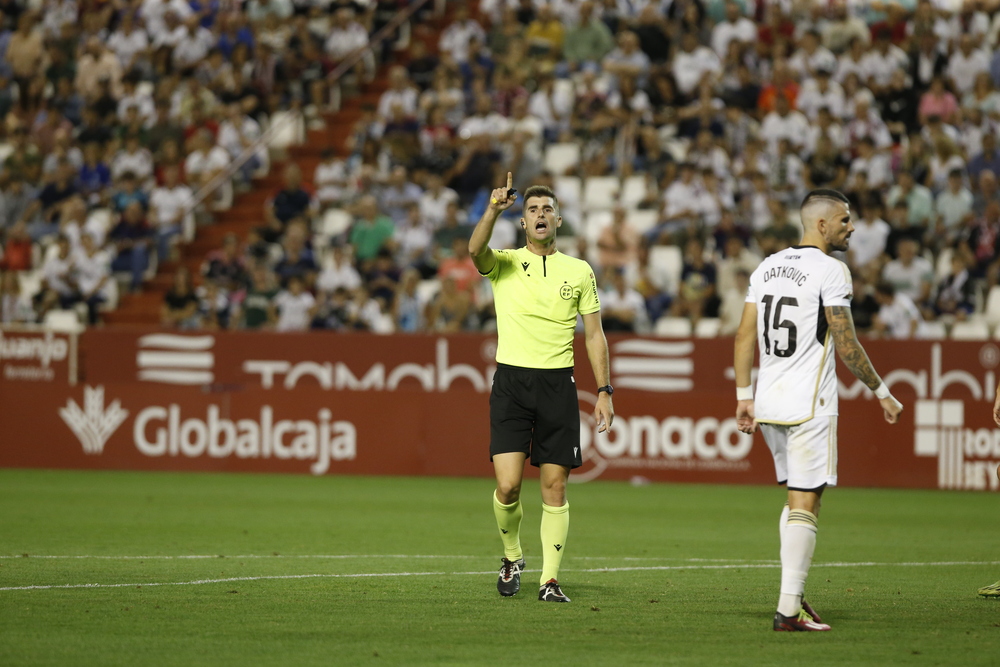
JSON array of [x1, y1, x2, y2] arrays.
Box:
[[825, 305, 882, 391]]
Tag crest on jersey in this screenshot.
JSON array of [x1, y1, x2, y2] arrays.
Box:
[[560, 284, 573, 300]]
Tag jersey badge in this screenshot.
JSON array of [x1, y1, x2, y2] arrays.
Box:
[[560, 283, 573, 299], [521, 261, 530, 272]]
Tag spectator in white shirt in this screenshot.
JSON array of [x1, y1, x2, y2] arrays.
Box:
[[848, 137, 893, 190], [377, 66, 418, 122], [848, 196, 891, 271], [935, 168, 974, 239], [604, 30, 652, 89], [107, 13, 149, 71], [140, 0, 192, 44], [882, 238, 934, 305], [40, 235, 78, 310], [787, 30, 837, 80], [111, 133, 154, 183], [316, 244, 362, 294], [273, 275, 316, 332], [861, 29, 909, 95], [314, 149, 348, 209], [710, 1, 756, 59], [796, 69, 845, 121], [759, 94, 810, 156], [117, 77, 156, 128], [834, 36, 867, 85], [73, 232, 111, 324], [438, 5, 486, 64], [671, 31, 719, 98], [184, 129, 229, 192], [217, 103, 264, 184], [947, 34, 991, 96], [149, 164, 193, 261], [599, 268, 648, 333], [152, 10, 187, 50], [172, 17, 214, 71], [873, 282, 922, 339], [324, 7, 369, 62]]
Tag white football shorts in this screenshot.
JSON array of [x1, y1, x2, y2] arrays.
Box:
[[759, 416, 838, 490]]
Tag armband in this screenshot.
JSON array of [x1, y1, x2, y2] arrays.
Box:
[[736, 386, 753, 401]]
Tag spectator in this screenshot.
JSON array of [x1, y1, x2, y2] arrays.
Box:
[[73, 232, 111, 324], [380, 166, 423, 226], [266, 164, 313, 230], [111, 173, 150, 215], [718, 268, 750, 336], [234, 265, 279, 330], [439, 5, 486, 64], [711, 1, 755, 59], [0, 270, 33, 323], [882, 238, 934, 306], [968, 134, 1000, 184], [394, 268, 425, 333], [425, 275, 470, 332], [0, 220, 32, 271], [272, 274, 316, 332], [670, 238, 717, 327], [886, 171, 935, 230], [217, 103, 263, 185], [112, 135, 155, 185], [918, 76, 959, 126], [759, 94, 809, 156], [670, 31, 717, 98], [524, 4, 564, 61], [930, 253, 975, 322], [316, 244, 362, 295], [850, 197, 891, 272], [600, 268, 647, 333], [314, 149, 349, 210], [162, 266, 200, 329], [184, 128, 229, 193], [872, 281, 921, 340], [596, 206, 639, 276], [947, 34, 990, 97], [149, 165, 193, 262], [202, 233, 246, 290], [962, 200, 1000, 279], [38, 235, 79, 312], [935, 169, 974, 242], [109, 202, 153, 291], [196, 280, 230, 330], [350, 195, 396, 266], [563, 1, 614, 71]]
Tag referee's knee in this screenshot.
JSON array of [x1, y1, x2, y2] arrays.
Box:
[[496, 481, 521, 504]]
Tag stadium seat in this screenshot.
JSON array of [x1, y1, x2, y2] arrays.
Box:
[[18, 270, 42, 300], [916, 320, 947, 340], [583, 176, 620, 211], [554, 176, 582, 225], [267, 110, 306, 149], [984, 286, 1000, 325], [654, 316, 692, 338], [621, 175, 648, 208], [950, 320, 990, 340], [317, 208, 353, 247], [416, 278, 441, 304], [627, 210, 659, 235], [694, 318, 721, 338], [43, 309, 84, 332], [935, 247, 953, 281], [543, 143, 580, 176], [648, 245, 683, 294], [583, 211, 613, 245]]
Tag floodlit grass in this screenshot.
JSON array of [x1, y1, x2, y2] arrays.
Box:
[[1, 470, 998, 666]]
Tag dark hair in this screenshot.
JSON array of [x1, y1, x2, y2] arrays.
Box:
[[800, 189, 849, 211], [521, 185, 559, 215], [875, 281, 896, 297]]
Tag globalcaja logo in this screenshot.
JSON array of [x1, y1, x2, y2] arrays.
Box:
[[59, 386, 129, 455], [913, 400, 1000, 491]]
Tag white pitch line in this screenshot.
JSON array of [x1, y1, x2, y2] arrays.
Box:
[[2, 561, 999, 592], [0, 554, 778, 562]]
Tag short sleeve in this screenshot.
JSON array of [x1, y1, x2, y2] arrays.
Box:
[[821, 260, 853, 307], [482, 248, 511, 280], [745, 271, 757, 303], [578, 264, 601, 315]]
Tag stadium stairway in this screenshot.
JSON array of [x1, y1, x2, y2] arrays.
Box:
[[104, 4, 466, 326]]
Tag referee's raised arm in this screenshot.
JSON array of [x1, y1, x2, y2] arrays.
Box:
[[469, 172, 518, 275]]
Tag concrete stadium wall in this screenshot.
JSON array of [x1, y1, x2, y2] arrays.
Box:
[[1, 328, 998, 491]]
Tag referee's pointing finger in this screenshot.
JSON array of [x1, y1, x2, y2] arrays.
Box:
[[507, 171, 513, 190]]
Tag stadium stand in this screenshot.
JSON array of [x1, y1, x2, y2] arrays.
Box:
[[2, 0, 1000, 340]]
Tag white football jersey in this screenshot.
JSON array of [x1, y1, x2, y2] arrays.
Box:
[[746, 246, 853, 424]]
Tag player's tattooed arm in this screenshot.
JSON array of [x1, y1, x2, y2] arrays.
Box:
[[826, 305, 882, 391]]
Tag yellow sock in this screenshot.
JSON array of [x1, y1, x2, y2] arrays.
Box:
[[492, 491, 523, 561], [539, 502, 569, 585]]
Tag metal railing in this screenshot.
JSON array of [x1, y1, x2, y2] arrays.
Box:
[[186, 0, 435, 216]]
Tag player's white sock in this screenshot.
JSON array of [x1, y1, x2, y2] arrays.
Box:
[[777, 509, 817, 617], [778, 502, 789, 545]]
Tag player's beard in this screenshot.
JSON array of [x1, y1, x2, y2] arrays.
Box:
[[831, 236, 850, 252]]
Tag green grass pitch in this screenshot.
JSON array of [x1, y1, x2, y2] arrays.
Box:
[[1, 469, 998, 666]]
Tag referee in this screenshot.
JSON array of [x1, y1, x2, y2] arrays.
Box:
[[469, 172, 614, 603]]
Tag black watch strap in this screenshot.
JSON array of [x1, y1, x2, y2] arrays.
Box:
[[597, 385, 614, 395]]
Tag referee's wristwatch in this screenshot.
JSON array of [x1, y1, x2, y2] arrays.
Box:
[[597, 385, 614, 396]]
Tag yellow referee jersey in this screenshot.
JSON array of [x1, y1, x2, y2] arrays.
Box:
[[482, 247, 601, 369]]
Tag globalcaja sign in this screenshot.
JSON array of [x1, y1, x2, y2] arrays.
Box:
[[0, 329, 997, 490]]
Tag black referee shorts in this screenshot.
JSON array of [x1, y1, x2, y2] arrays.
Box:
[[489, 363, 582, 469]]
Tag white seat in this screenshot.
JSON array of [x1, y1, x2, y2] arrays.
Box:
[[916, 320, 947, 339], [620, 175, 648, 208], [416, 278, 441, 304], [951, 320, 990, 340], [17, 269, 43, 300], [43, 309, 84, 332], [543, 143, 580, 176], [984, 286, 1000, 325], [694, 318, 721, 338], [654, 316, 692, 338], [935, 247, 953, 281], [627, 209, 659, 235], [554, 176, 582, 228], [317, 208, 353, 246], [648, 245, 684, 295], [86, 209, 113, 237], [582, 176, 620, 211], [267, 110, 306, 149], [583, 211, 613, 246]]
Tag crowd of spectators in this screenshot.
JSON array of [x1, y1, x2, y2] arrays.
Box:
[[6, 0, 1000, 340]]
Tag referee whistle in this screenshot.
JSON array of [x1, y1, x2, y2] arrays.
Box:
[[507, 188, 517, 198]]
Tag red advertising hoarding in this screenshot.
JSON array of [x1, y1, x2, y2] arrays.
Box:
[[1, 329, 998, 491]]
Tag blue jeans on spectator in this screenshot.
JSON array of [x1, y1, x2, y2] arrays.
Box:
[[157, 224, 182, 263], [112, 243, 149, 290]]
